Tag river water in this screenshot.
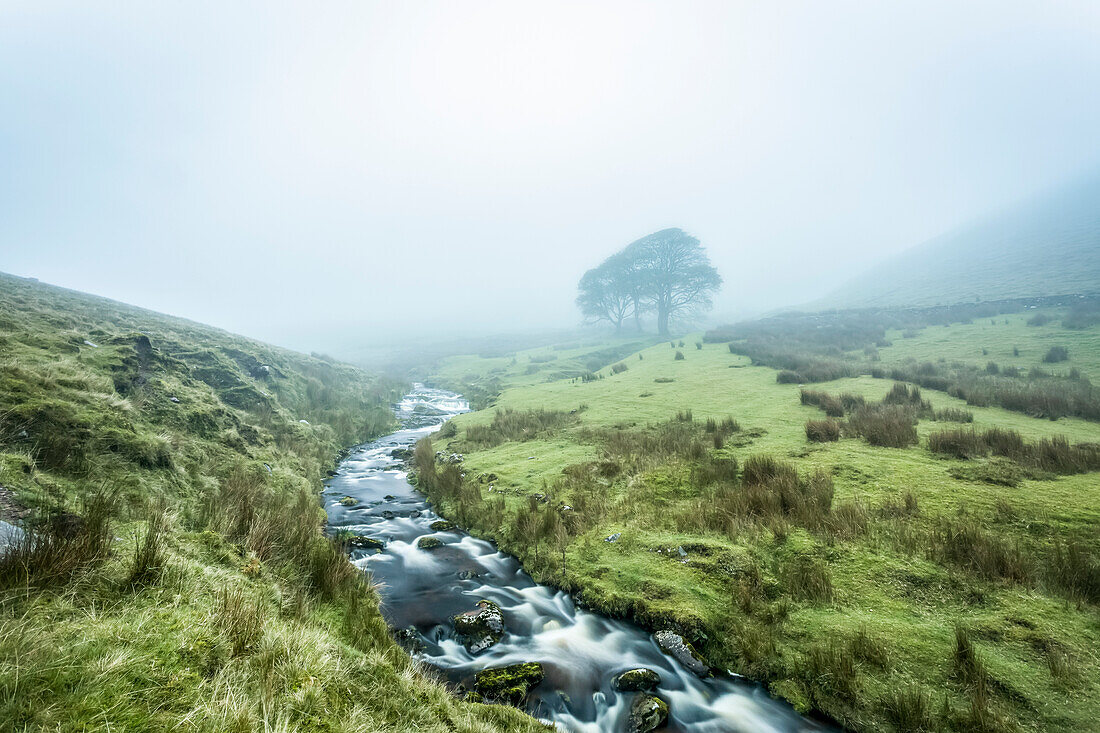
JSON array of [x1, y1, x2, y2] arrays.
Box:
[[323, 384, 832, 732]]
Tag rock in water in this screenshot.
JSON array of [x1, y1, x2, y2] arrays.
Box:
[[473, 662, 544, 706], [627, 694, 669, 733], [347, 535, 384, 551], [653, 630, 709, 676], [417, 536, 443, 550], [430, 519, 455, 531], [338, 496, 358, 506], [453, 599, 504, 653], [613, 667, 661, 692]]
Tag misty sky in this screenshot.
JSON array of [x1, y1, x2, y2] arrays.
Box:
[[2, 2, 1099, 354]]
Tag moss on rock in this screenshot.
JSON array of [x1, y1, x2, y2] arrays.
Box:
[[473, 662, 544, 706]]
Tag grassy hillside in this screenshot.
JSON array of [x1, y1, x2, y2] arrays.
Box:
[[0, 273, 546, 732], [811, 173, 1100, 310], [422, 308, 1100, 732]]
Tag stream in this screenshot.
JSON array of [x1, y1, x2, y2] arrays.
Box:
[[323, 384, 832, 732]]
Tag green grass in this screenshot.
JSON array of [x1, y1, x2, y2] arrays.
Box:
[[0, 273, 547, 732], [423, 314, 1100, 731]]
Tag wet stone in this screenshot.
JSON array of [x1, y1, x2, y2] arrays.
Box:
[[417, 536, 443, 550], [347, 535, 384, 551], [338, 496, 359, 506], [627, 694, 669, 733], [653, 630, 709, 677], [473, 662, 544, 706], [452, 599, 504, 653], [430, 520, 455, 531], [613, 667, 661, 692]]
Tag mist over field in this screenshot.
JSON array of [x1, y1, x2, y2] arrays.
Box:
[[3, 1, 1099, 356]]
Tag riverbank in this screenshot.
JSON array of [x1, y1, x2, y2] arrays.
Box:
[[422, 313, 1100, 732], [325, 384, 829, 732], [0, 273, 539, 732]]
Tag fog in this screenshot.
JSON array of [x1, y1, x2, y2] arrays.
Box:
[[2, 1, 1099, 357]]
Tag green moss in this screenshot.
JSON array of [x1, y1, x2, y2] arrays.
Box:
[[474, 662, 545, 705], [429, 519, 455, 531], [417, 536, 443, 550]]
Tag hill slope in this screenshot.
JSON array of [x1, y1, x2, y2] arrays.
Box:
[[812, 172, 1100, 310], [0, 272, 544, 732]]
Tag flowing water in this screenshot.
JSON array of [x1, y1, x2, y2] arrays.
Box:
[[324, 385, 833, 732]]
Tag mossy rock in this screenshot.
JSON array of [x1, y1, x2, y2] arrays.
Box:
[[453, 599, 505, 653], [430, 520, 455, 532], [473, 662, 544, 706], [338, 496, 359, 506], [613, 667, 661, 692], [347, 535, 384, 551], [417, 536, 443, 550], [627, 693, 669, 733]]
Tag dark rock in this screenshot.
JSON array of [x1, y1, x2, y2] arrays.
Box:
[[409, 509, 422, 518], [613, 668, 661, 692], [430, 520, 455, 531], [417, 536, 443, 550], [473, 662, 544, 706], [338, 496, 358, 507], [653, 630, 709, 676], [452, 599, 504, 653], [392, 626, 422, 653], [627, 694, 669, 733], [384, 494, 396, 500], [381, 510, 395, 520], [458, 570, 480, 580]]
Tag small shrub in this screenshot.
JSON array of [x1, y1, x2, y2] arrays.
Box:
[[850, 625, 890, 668], [805, 419, 840, 442], [847, 404, 918, 448], [610, 362, 628, 374], [695, 342, 703, 350], [928, 429, 989, 459], [776, 370, 804, 384], [216, 586, 266, 656], [934, 408, 973, 423], [883, 684, 933, 732], [1043, 346, 1069, 363], [784, 556, 834, 603], [1027, 313, 1053, 326], [674, 350, 685, 361], [728, 343, 736, 353], [128, 509, 168, 588]]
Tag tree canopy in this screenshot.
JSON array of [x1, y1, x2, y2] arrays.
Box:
[[576, 228, 721, 335]]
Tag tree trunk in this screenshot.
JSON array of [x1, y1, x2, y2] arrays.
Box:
[[657, 306, 670, 336]]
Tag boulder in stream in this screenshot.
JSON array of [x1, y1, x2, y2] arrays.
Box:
[[473, 661, 544, 706], [417, 536, 443, 550], [430, 520, 455, 531], [452, 599, 504, 653], [338, 496, 359, 506], [347, 535, 384, 551], [627, 694, 669, 733], [653, 630, 709, 677], [613, 667, 661, 692]]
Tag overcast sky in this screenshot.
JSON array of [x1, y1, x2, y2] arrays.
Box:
[[2, 1, 1099, 354]]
